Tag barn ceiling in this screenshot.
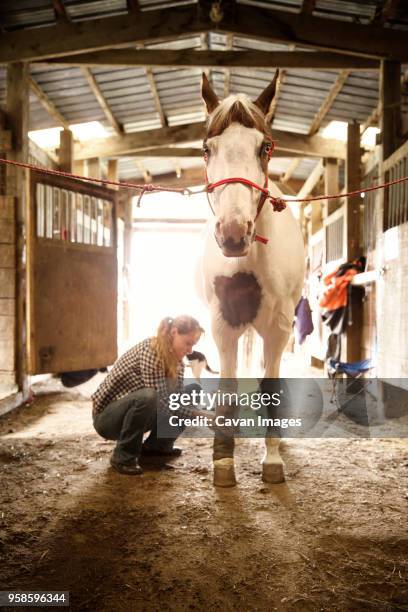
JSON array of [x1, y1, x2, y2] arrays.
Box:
[[0, 0, 407, 187]]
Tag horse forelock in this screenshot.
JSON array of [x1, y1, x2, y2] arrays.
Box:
[[206, 95, 271, 139]]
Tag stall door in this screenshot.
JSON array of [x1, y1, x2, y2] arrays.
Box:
[[27, 172, 118, 374]]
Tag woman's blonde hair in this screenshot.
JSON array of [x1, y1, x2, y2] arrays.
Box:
[[151, 315, 204, 380]]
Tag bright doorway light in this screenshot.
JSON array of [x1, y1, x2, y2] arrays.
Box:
[[322, 120, 348, 141], [29, 121, 108, 150], [361, 126, 380, 149], [322, 120, 380, 150], [29, 126, 63, 149]]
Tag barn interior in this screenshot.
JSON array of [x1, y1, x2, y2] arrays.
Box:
[[0, 0, 408, 610]]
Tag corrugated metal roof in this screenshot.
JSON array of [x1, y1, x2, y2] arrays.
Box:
[[1, 0, 407, 185]]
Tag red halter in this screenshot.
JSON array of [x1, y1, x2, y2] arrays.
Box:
[[204, 141, 286, 245]]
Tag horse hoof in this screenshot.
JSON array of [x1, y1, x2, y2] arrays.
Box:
[[262, 461, 285, 484], [213, 458, 237, 487]]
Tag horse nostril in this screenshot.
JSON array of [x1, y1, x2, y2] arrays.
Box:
[[215, 221, 221, 235], [224, 237, 246, 252], [247, 221, 253, 235]]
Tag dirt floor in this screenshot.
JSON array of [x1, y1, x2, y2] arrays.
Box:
[[0, 371, 407, 612]]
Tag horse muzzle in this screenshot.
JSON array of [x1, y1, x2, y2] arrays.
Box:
[[215, 220, 253, 257]]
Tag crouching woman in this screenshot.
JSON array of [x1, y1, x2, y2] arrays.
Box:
[[92, 315, 208, 475]]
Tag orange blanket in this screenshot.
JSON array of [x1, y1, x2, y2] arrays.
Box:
[[319, 267, 359, 310]]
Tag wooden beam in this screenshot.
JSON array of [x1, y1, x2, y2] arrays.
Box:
[[41, 49, 380, 71], [6, 63, 29, 396], [52, 1, 68, 22], [109, 146, 304, 159], [52, 0, 70, 22], [74, 122, 346, 160], [346, 121, 363, 363], [296, 159, 324, 199], [2, 5, 407, 64], [269, 68, 284, 124], [361, 67, 408, 135], [346, 122, 361, 261], [28, 76, 70, 129], [88, 158, 101, 180], [145, 68, 167, 128], [380, 60, 402, 159], [59, 129, 74, 172], [126, 0, 141, 13], [371, 0, 400, 24], [107, 159, 119, 189], [138, 41, 167, 128], [308, 70, 351, 136], [361, 106, 380, 134], [123, 167, 304, 192], [300, 0, 316, 13], [81, 67, 123, 135], [281, 158, 301, 183], [323, 158, 339, 216], [221, 5, 408, 61]]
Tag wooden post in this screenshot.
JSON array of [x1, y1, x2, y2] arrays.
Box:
[[323, 157, 339, 217], [5, 63, 29, 397], [87, 157, 101, 181], [380, 60, 402, 160], [107, 159, 119, 190], [380, 60, 402, 234], [59, 129, 74, 172], [73, 159, 85, 175], [346, 122, 361, 261], [345, 121, 363, 363]]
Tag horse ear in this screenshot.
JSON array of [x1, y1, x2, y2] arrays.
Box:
[[202, 72, 219, 114], [254, 69, 280, 115]]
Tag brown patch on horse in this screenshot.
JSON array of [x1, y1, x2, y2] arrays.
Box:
[[207, 100, 272, 140], [214, 272, 262, 327]]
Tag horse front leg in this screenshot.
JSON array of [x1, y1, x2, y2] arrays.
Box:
[[256, 322, 290, 484], [211, 305, 242, 487]]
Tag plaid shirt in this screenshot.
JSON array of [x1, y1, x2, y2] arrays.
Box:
[[92, 338, 189, 417]]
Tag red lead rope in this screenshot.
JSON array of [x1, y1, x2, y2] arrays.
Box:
[[1, 155, 408, 246]]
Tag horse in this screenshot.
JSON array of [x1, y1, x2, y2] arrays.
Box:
[[195, 71, 305, 487]]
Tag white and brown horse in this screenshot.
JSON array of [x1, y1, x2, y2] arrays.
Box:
[[196, 72, 305, 487]]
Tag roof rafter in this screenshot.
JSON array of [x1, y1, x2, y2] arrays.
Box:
[[80, 67, 124, 135], [281, 158, 301, 183], [297, 159, 324, 199], [145, 67, 167, 128], [308, 69, 351, 136], [138, 43, 167, 128], [28, 76, 70, 129], [1, 5, 407, 63]]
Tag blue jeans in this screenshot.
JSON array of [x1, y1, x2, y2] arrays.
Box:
[[93, 384, 200, 464]]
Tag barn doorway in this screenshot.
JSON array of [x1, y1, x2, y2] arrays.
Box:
[[129, 189, 218, 370]]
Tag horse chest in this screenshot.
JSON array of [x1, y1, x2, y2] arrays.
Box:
[[214, 272, 262, 327]]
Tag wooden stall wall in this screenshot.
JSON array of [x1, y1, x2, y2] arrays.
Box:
[[376, 140, 408, 377]]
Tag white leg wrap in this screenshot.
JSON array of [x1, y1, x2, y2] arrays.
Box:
[[213, 458, 237, 487], [262, 439, 285, 483]]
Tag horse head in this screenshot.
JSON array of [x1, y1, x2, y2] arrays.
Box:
[[202, 71, 279, 257]]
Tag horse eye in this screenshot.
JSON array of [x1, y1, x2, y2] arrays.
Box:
[[262, 142, 272, 155], [203, 144, 210, 155]]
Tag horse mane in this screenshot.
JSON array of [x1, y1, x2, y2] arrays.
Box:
[[206, 94, 272, 139]]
